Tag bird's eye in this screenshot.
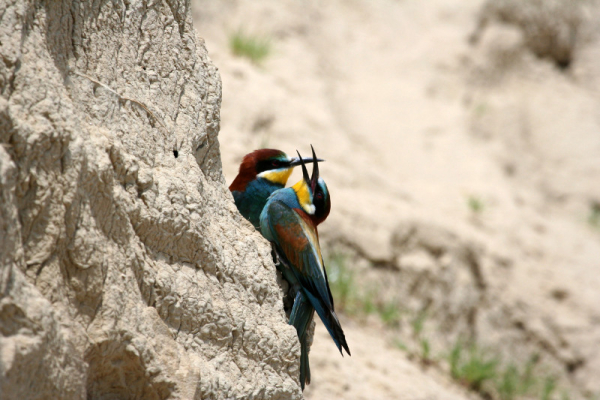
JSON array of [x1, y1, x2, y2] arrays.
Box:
[[271, 160, 281, 168], [315, 192, 323, 200]]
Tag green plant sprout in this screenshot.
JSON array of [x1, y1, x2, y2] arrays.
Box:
[[229, 30, 271, 64]]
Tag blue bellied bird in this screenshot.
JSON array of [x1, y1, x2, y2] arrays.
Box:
[[260, 147, 350, 389], [229, 149, 324, 230]]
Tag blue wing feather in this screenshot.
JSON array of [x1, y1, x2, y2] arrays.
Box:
[[261, 195, 350, 356]]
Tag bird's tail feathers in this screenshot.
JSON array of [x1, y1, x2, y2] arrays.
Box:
[[327, 309, 351, 356], [307, 291, 351, 356], [300, 335, 311, 390]]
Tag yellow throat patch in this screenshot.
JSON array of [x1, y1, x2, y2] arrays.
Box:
[[259, 168, 293, 186], [292, 180, 315, 215]]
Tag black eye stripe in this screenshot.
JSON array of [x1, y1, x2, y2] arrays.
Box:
[[256, 159, 284, 173]]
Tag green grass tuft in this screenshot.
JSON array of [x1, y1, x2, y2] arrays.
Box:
[[497, 355, 539, 400], [394, 339, 408, 351], [541, 377, 557, 400], [497, 364, 519, 400], [588, 202, 600, 229], [229, 30, 271, 64], [327, 251, 402, 327], [327, 252, 355, 313], [379, 301, 402, 328], [411, 311, 427, 337], [468, 195, 484, 214], [420, 338, 431, 362], [446, 341, 571, 400], [449, 341, 498, 391]]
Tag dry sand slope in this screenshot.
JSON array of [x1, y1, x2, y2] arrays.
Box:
[[193, 0, 600, 398]]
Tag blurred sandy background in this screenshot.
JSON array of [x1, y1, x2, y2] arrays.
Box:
[[191, 1, 600, 399]]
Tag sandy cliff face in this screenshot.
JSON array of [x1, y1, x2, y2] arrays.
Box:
[[0, 1, 301, 399]]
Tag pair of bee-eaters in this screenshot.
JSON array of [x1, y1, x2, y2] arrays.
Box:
[[229, 146, 350, 390]]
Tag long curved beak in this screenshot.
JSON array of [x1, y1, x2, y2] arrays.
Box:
[[296, 151, 311, 184], [309, 144, 319, 191], [288, 156, 325, 167]]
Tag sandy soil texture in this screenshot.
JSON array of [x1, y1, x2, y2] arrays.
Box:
[[192, 0, 600, 398]]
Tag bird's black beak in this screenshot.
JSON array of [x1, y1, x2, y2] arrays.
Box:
[[296, 146, 321, 191], [288, 154, 325, 168], [310, 144, 319, 192], [296, 150, 311, 185]]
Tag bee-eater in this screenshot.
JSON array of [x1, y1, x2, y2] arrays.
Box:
[[260, 148, 350, 389], [229, 149, 324, 230], [229, 147, 327, 389]]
